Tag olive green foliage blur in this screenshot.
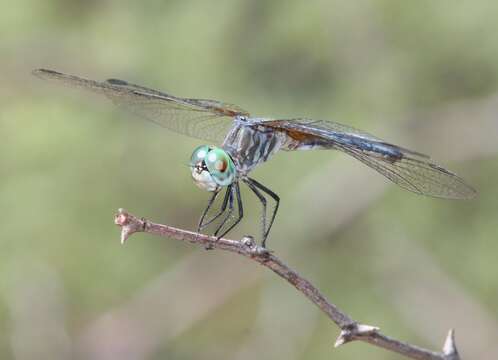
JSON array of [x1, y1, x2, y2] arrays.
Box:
[[1, 1, 497, 359]]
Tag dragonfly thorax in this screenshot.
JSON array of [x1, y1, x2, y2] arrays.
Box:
[[222, 122, 285, 174], [190, 145, 236, 192]]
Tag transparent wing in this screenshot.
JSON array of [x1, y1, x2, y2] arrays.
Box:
[[333, 142, 476, 199], [262, 118, 476, 199], [33, 69, 250, 143]]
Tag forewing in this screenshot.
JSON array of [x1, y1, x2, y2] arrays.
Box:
[[33, 69, 249, 143], [262, 118, 476, 199]]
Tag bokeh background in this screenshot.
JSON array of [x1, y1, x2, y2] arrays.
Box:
[[2, 1, 498, 359]]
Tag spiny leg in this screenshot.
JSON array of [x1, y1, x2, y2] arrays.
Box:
[[197, 190, 219, 233], [213, 185, 235, 238], [246, 177, 280, 248], [247, 178, 280, 237], [244, 179, 267, 243], [198, 185, 232, 231], [216, 182, 244, 239]]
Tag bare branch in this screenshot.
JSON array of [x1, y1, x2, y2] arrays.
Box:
[[114, 208, 462, 360]]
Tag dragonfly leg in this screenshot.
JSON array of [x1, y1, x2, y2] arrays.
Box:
[[244, 179, 267, 245], [198, 185, 231, 231], [213, 185, 235, 238], [197, 190, 219, 233], [246, 177, 280, 248], [215, 182, 244, 239]]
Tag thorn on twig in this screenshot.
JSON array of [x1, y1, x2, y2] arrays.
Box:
[[442, 329, 460, 360], [241, 235, 255, 248], [241, 235, 270, 256], [335, 323, 380, 348], [115, 208, 129, 226], [115, 208, 145, 244]]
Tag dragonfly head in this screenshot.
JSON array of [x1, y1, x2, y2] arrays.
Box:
[[189, 145, 236, 192]]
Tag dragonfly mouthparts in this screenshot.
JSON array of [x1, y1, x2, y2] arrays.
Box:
[[194, 164, 207, 173]]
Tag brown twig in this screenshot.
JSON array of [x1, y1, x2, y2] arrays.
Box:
[[114, 208, 461, 360]]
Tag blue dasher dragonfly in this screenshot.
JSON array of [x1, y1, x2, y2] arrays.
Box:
[[33, 69, 476, 247]]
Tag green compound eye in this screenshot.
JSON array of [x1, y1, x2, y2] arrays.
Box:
[[204, 147, 236, 186], [190, 145, 211, 166]]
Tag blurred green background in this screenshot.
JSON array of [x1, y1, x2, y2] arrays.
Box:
[[2, 0, 498, 359]]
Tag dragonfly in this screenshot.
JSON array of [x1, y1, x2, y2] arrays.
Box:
[[33, 68, 476, 247]]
